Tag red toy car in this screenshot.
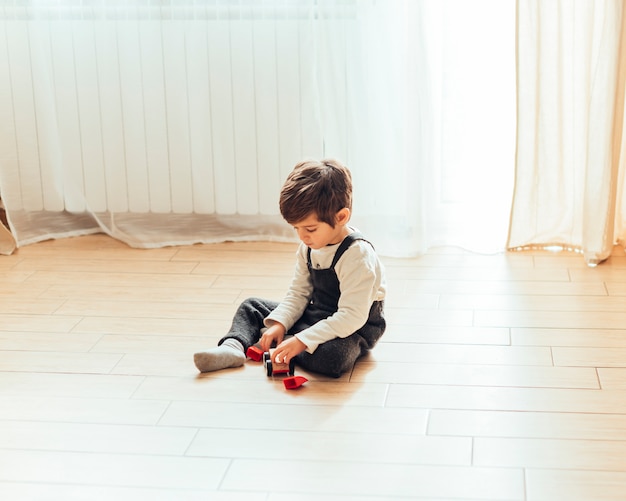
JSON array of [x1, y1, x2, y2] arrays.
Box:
[[263, 349, 295, 377]]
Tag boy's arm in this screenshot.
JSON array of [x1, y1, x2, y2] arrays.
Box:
[[295, 242, 385, 353], [263, 243, 312, 331]]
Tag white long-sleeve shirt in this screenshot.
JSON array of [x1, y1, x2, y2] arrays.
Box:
[[264, 233, 386, 353]]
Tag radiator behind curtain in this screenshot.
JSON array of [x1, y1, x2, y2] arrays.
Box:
[[0, 2, 353, 247]]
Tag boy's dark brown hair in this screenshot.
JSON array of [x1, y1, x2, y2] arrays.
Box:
[[279, 159, 352, 227]]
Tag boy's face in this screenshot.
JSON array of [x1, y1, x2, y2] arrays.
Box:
[[291, 211, 349, 250]]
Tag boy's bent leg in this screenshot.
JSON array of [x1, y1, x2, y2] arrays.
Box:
[[296, 334, 367, 378], [220, 297, 280, 350], [193, 297, 279, 373]]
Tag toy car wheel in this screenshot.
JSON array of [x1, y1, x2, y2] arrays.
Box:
[[266, 360, 273, 377], [263, 352, 270, 371], [288, 359, 296, 376]]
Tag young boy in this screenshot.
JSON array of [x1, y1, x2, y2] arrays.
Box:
[[193, 159, 386, 378]]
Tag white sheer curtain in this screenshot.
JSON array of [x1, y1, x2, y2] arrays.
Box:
[[509, 0, 626, 265], [315, 0, 516, 256], [0, 0, 515, 257]]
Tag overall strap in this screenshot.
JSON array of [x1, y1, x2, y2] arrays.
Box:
[[330, 232, 367, 268], [306, 231, 371, 268]]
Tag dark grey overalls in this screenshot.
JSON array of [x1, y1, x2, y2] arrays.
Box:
[[218, 232, 386, 378]]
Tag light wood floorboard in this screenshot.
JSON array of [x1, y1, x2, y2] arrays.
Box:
[[1, 235, 626, 500]]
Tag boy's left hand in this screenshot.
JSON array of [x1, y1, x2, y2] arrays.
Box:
[[273, 337, 307, 365]]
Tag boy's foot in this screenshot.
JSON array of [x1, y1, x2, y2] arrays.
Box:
[[194, 339, 246, 372]]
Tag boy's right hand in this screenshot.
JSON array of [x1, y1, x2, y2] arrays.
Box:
[[259, 322, 286, 352]]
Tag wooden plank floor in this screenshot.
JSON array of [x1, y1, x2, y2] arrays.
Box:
[[1, 234, 626, 500]]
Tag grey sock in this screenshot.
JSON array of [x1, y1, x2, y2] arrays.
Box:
[[194, 339, 246, 373]]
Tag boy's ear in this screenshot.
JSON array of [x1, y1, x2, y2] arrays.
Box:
[[335, 208, 351, 225]]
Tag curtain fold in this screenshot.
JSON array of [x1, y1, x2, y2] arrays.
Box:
[[612, 6, 626, 251], [509, 0, 626, 265]]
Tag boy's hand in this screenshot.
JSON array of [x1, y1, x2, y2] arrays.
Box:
[[273, 336, 307, 366], [259, 323, 286, 352]]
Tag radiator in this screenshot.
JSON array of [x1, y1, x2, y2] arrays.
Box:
[[0, 2, 355, 218]]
